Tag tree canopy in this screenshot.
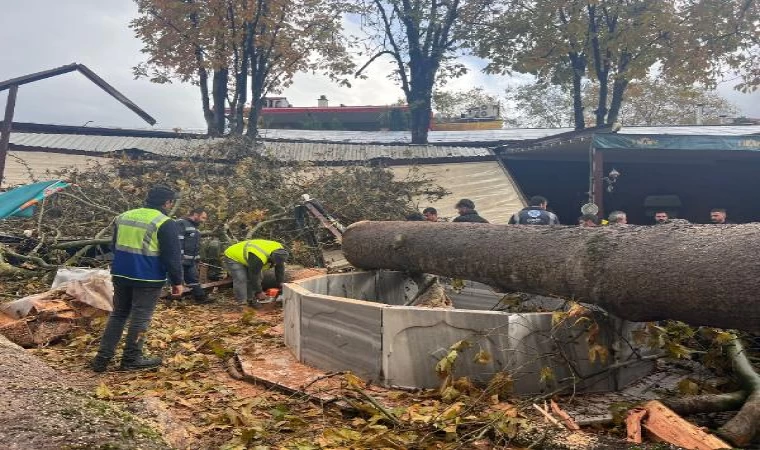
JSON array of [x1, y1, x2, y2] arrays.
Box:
[[131, 0, 356, 137], [503, 79, 738, 128], [356, 0, 494, 143], [474, 0, 759, 130]]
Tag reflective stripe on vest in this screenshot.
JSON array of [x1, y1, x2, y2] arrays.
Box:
[[112, 208, 170, 282]]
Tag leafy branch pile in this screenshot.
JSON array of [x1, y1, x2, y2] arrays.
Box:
[[0, 137, 448, 273]]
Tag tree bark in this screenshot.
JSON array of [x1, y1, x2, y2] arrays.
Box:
[[211, 68, 228, 136], [569, 52, 586, 130], [341, 221, 760, 332]]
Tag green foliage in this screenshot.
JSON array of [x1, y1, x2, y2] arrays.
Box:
[[474, 0, 757, 128], [504, 78, 738, 128]]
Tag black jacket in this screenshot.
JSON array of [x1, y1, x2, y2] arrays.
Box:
[[177, 217, 201, 266], [509, 206, 560, 225], [452, 210, 489, 223]]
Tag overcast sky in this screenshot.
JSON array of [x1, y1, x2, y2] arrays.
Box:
[[1, 1, 757, 132]]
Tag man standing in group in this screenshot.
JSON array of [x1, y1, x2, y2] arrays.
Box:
[[608, 210, 628, 225], [223, 239, 289, 308], [422, 207, 439, 222], [710, 208, 732, 224], [654, 211, 670, 224], [177, 207, 212, 304], [509, 195, 560, 225], [91, 185, 183, 372], [452, 199, 489, 223]]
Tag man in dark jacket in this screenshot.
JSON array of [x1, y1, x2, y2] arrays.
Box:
[[177, 207, 212, 304], [509, 195, 560, 225], [452, 199, 489, 223], [91, 185, 183, 372]]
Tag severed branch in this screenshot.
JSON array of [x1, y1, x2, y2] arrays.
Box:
[[0, 243, 56, 269]]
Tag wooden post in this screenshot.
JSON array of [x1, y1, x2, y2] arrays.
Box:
[[591, 147, 604, 216], [0, 84, 19, 188]]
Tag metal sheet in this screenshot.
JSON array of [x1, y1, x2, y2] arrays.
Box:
[[300, 293, 383, 381], [389, 161, 525, 224]]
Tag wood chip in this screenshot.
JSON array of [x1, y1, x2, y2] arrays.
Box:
[[550, 399, 581, 431], [626, 407, 648, 443], [639, 400, 731, 450]]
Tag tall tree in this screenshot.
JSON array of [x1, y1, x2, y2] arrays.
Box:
[[357, 0, 494, 144], [504, 79, 738, 128], [131, 0, 355, 137], [474, 0, 589, 129], [475, 0, 758, 129]]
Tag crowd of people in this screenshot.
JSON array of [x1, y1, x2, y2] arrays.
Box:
[[410, 195, 734, 228]]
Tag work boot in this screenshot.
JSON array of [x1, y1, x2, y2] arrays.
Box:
[[90, 356, 110, 373], [120, 355, 163, 371]]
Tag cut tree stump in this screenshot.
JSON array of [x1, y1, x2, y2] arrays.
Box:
[[638, 400, 731, 450]]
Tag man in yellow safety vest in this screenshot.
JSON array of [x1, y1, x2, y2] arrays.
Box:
[[223, 239, 289, 307], [91, 185, 184, 372]]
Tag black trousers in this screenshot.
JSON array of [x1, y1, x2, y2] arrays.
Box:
[[182, 263, 206, 300]]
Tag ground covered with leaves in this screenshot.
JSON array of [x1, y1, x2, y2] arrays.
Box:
[[23, 289, 529, 449]]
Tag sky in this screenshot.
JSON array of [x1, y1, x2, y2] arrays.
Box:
[[0, 1, 758, 132]]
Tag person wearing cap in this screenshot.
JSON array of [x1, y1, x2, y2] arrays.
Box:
[[176, 207, 212, 304], [452, 199, 489, 223], [223, 239, 289, 308], [509, 195, 560, 225], [91, 185, 183, 373]]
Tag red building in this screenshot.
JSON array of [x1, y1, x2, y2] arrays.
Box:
[[259, 96, 410, 131]]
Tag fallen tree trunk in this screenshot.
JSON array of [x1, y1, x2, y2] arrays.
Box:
[[342, 221, 760, 332]]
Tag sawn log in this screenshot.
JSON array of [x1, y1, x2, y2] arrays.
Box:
[[341, 221, 760, 332]]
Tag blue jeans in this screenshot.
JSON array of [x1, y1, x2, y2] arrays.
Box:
[[95, 282, 161, 361]]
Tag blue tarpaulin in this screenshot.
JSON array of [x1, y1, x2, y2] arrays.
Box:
[[0, 180, 70, 220]]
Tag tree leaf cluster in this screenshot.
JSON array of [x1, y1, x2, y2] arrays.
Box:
[[131, 0, 358, 136], [473, 0, 758, 129]]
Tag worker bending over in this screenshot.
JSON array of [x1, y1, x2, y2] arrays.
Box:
[[223, 239, 289, 307]]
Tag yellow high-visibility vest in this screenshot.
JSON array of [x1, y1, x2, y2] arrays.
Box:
[[224, 239, 283, 268]]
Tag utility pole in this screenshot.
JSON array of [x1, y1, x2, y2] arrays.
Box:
[[0, 84, 19, 188]]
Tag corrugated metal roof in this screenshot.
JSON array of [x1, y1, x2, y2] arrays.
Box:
[[9, 132, 492, 161], [618, 125, 760, 136], [260, 141, 492, 161], [9, 133, 211, 156], [9, 125, 759, 159], [257, 128, 573, 143]]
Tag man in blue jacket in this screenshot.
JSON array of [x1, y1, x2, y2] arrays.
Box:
[[91, 185, 183, 372]]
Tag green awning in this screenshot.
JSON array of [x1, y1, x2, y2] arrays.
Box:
[[592, 134, 760, 151]]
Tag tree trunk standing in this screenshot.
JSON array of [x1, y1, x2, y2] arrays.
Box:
[[587, 5, 610, 127], [231, 24, 253, 135], [569, 53, 587, 130], [607, 77, 628, 125], [409, 96, 432, 144], [406, 57, 436, 144], [341, 221, 760, 332], [607, 55, 630, 125], [211, 68, 228, 136]]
